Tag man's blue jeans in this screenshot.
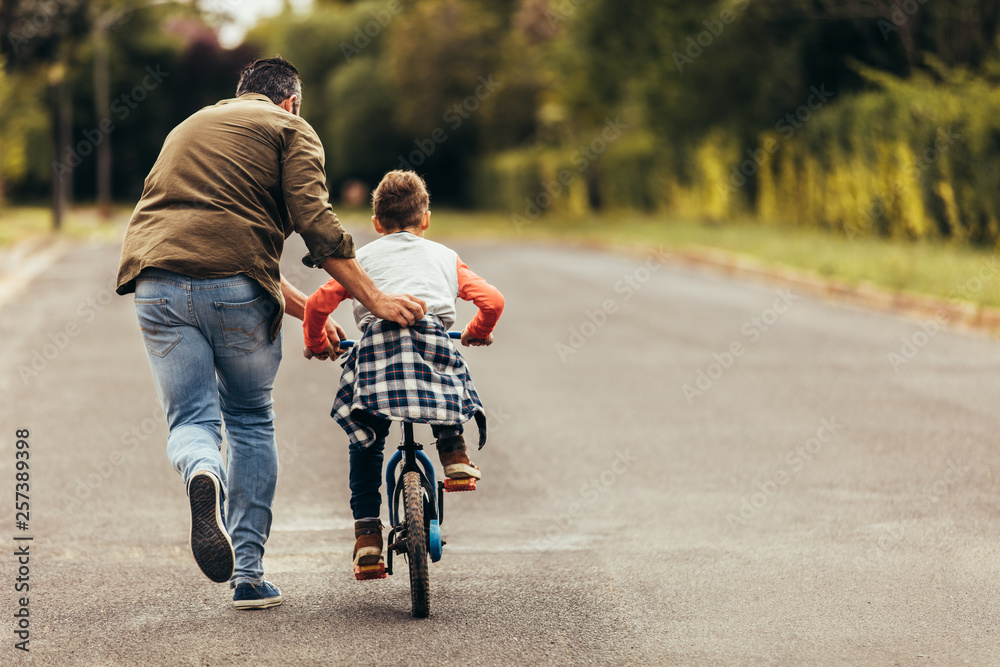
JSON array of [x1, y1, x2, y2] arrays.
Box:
[[134, 269, 281, 587]]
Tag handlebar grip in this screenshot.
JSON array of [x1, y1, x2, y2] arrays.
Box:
[[338, 331, 462, 348]]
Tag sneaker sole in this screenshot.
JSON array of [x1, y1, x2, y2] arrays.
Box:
[[233, 595, 283, 610], [189, 473, 235, 584], [443, 463, 482, 480]]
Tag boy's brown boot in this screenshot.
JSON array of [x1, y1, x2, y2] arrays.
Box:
[[353, 518, 383, 567], [436, 434, 482, 480]]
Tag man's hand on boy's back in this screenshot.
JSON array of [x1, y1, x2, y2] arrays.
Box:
[[461, 328, 494, 347], [370, 292, 428, 327], [321, 256, 427, 327]]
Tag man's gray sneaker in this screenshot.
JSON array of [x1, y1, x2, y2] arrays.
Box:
[[188, 471, 235, 583]]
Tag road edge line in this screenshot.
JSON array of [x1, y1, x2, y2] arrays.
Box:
[[0, 238, 74, 314]]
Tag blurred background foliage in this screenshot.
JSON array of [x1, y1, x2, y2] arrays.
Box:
[[4, 0, 1000, 245]]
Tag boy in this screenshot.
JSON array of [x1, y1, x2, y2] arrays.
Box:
[[302, 170, 504, 574]]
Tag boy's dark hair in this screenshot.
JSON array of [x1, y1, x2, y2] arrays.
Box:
[[236, 56, 302, 114], [372, 171, 430, 231]]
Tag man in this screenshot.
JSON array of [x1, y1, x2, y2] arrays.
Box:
[[116, 57, 426, 609]]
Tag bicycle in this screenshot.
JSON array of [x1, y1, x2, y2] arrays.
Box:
[[337, 330, 476, 618]]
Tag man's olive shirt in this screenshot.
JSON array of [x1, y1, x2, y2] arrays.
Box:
[[116, 93, 355, 340]]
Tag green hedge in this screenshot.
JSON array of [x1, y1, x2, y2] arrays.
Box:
[[473, 72, 1000, 247], [472, 146, 590, 220]]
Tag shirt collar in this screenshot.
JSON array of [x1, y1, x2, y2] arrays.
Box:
[[230, 93, 274, 104]]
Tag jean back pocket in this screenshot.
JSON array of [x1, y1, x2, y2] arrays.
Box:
[[135, 297, 183, 357], [215, 295, 272, 352]]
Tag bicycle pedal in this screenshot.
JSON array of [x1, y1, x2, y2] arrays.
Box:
[[443, 477, 477, 492], [354, 561, 387, 580]]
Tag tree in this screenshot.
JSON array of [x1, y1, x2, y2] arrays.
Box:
[[90, 2, 131, 220], [0, 58, 31, 206], [1, 0, 89, 226], [382, 0, 505, 201]]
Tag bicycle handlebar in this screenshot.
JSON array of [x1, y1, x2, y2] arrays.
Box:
[[337, 331, 462, 348]]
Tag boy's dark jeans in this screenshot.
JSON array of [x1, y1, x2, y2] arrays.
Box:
[[348, 411, 464, 520]]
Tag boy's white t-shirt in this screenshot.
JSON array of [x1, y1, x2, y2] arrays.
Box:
[[352, 231, 460, 332]]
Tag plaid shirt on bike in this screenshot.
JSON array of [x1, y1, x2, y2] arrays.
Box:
[[332, 317, 488, 449]]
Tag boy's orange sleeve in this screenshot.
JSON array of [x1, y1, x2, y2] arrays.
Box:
[[303, 279, 352, 353], [456, 256, 504, 339]]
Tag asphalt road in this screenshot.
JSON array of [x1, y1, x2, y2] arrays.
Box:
[[2, 228, 1000, 665]]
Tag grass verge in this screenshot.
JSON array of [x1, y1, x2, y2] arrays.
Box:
[[0, 206, 128, 247]]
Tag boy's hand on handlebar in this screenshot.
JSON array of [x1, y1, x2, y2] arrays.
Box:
[[303, 340, 335, 361], [324, 317, 347, 359], [461, 328, 493, 347], [303, 317, 346, 362], [303, 346, 327, 360], [371, 292, 427, 327]]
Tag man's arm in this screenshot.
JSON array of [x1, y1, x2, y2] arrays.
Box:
[[281, 274, 347, 359], [278, 123, 426, 326], [280, 275, 308, 320], [280, 121, 357, 269], [320, 257, 427, 326]]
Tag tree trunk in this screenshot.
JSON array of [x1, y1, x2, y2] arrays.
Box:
[[94, 21, 112, 220], [49, 62, 72, 232], [60, 70, 72, 213], [50, 78, 65, 231]]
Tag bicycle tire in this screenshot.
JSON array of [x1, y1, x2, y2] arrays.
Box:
[[402, 471, 430, 617]]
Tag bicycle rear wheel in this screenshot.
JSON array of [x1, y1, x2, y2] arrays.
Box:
[[402, 471, 430, 617]]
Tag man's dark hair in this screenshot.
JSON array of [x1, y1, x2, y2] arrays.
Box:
[[372, 170, 430, 231], [236, 56, 302, 114]]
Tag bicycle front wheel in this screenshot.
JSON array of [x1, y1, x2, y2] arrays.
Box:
[[402, 471, 430, 617]]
